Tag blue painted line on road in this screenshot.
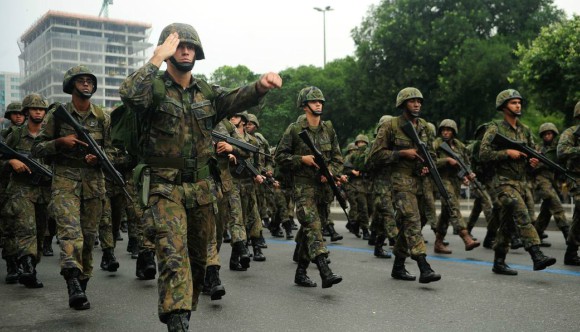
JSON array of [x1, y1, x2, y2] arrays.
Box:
[[266, 239, 580, 277]]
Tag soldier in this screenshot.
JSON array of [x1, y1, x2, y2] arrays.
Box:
[[433, 119, 480, 254], [348, 134, 373, 241], [1, 94, 51, 288], [32, 65, 110, 310], [533, 123, 570, 245], [275, 86, 344, 289], [479, 89, 556, 275], [557, 101, 580, 266], [343, 142, 359, 236], [367, 87, 441, 284], [119, 23, 281, 331]]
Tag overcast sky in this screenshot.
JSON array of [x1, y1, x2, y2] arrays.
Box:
[[1, 0, 579, 77]]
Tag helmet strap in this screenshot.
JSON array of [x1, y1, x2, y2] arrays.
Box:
[[170, 57, 195, 72], [306, 104, 322, 116], [74, 87, 92, 99]]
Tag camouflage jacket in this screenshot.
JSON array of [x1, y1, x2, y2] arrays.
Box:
[[479, 119, 534, 185], [345, 145, 370, 192], [230, 128, 260, 180], [253, 132, 273, 174], [275, 115, 343, 184], [214, 119, 249, 193], [434, 137, 469, 188], [533, 138, 559, 181], [557, 124, 580, 193], [367, 114, 435, 193]]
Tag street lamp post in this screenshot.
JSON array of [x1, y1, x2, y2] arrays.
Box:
[[313, 6, 333, 68]]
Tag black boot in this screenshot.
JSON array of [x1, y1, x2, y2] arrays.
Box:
[[18, 255, 44, 288], [222, 229, 232, 243], [205, 265, 226, 300], [539, 239, 552, 247], [528, 245, 556, 271], [416, 255, 441, 284], [136, 250, 156, 280], [115, 230, 123, 241], [166, 310, 190, 332], [391, 255, 416, 281], [127, 237, 139, 259], [252, 240, 266, 262], [564, 244, 580, 266], [362, 228, 370, 241], [236, 241, 250, 269], [100, 248, 120, 272], [257, 232, 268, 249], [63, 268, 89, 310], [314, 254, 342, 289], [5, 255, 20, 284], [561, 226, 570, 242], [43, 236, 54, 257], [322, 227, 331, 237], [483, 230, 495, 249], [294, 260, 317, 287], [374, 235, 392, 259], [229, 242, 246, 271], [368, 231, 377, 246], [327, 224, 343, 242], [492, 251, 518, 275], [292, 243, 300, 263], [283, 220, 294, 240], [351, 223, 361, 238], [269, 222, 284, 238]]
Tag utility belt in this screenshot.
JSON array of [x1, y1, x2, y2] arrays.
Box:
[[495, 169, 525, 181], [144, 156, 213, 184]]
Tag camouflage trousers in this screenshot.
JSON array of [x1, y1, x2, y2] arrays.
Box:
[[217, 185, 245, 247], [534, 178, 569, 233], [272, 187, 288, 225], [294, 182, 329, 261], [0, 194, 17, 259], [420, 178, 437, 231], [143, 180, 216, 322], [345, 185, 358, 224], [392, 190, 427, 259], [238, 179, 262, 239], [3, 194, 48, 261], [468, 187, 494, 230], [567, 192, 580, 246], [206, 220, 220, 267], [436, 181, 467, 236], [353, 189, 371, 231], [99, 196, 114, 250], [493, 182, 541, 253], [370, 178, 398, 239]]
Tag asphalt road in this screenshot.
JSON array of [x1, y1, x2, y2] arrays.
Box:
[[1, 222, 579, 332]]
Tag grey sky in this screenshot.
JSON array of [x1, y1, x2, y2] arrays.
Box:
[[1, 0, 578, 77]]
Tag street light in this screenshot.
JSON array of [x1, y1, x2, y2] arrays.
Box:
[[313, 6, 333, 68]]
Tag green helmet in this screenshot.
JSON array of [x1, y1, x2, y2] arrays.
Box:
[[158, 23, 205, 60], [426, 122, 436, 135], [346, 142, 357, 152], [495, 89, 523, 110], [378, 115, 393, 126], [296, 86, 325, 108], [231, 110, 248, 123], [438, 119, 458, 135], [395, 87, 423, 108], [63, 65, 97, 94], [574, 101, 580, 119], [4, 102, 23, 119], [355, 134, 369, 145], [21, 93, 49, 113], [246, 113, 260, 128], [474, 123, 488, 140], [538, 122, 559, 136]]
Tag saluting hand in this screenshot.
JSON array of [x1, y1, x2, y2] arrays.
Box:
[[151, 32, 180, 67]]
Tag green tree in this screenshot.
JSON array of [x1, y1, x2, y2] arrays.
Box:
[[209, 65, 259, 87]]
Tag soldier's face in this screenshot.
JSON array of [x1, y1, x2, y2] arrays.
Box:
[[305, 100, 323, 114], [175, 43, 195, 64], [27, 108, 46, 124], [542, 131, 554, 143], [9, 112, 25, 126], [503, 99, 522, 116], [245, 122, 257, 133], [405, 98, 421, 116], [230, 116, 244, 127], [355, 141, 367, 147], [441, 128, 454, 140]]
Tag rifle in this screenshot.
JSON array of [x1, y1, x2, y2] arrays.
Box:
[[53, 105, 132, 202], [298, 130, 352, 223], [439, 141, 486, 194], [491, 132, 575, 181], [234, 158, 274, 193], [400, 121, 453, 212], [211, 131, 271, 158], [0, 140, 52, 185]]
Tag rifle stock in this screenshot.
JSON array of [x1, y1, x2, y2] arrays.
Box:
[[439, 141, 485, 193], [0, 140, 53, 184]]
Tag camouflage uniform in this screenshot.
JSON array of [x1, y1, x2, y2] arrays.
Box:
[[119, 60, 263, 321], [348, 137, 372, 239]]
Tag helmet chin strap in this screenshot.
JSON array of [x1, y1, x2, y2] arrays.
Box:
[[306, 104, 322, 116], [74, 87, 92, 100], [405, 108, 420, 118], [508, 109, 522, 117], [170, 57, 195, 72]]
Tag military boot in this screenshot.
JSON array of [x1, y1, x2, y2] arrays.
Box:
[[367, 231, 377, 246], [63, 268, 89, 310], [362, 228, 370, 241], [42, 236, 54, 256], [314, 254, 342, 288], [236, 241, 251, 269], [492, 251, 518, 275], [374, 235, 392, 259], [257, 232, 268, 249], [539, 239, 552, 247], [18, 255, 44, 288], [294, 260, 317, 287], [136, 250, 156, 280], [269, 221, 284, 238], [100, 248, 120, 272], [416, 255, 441, 284], [483, 230, 495, 249], [322, 227, 331, 237], [5, 255, 21, 284], [391, 255, 416, 281], [292, 243, 300, 263], [127, 237, 139, 259], [251, 239, 266, 262], [527, 245, 556, 271], [283, 219, 294, 240], [222, 229, 231, 243], [564, 244, 580, 266], [206, 265, 226, 300], [115, 230, 123, 241], [561, 226, 570, 242], [351, 223, 360, 238], [459, 229, 481, 251], [229, 241, 247, 271], [166, 310, 190, 332], [327, 224, 343, 242], [434, 233, 452, 254]]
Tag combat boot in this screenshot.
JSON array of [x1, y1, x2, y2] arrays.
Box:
[[483, 230, 495, 249], [527, 245, 556, 271], [18, 255, 44, 288], [127, 237, 139, 259], [492, 251, 517, 275], [459, 229, 480, 251], [269, 221, 284, 238], [251, 239, 266, 262], [283, 219, 294, 240], [314, 254, 342, 288], [205, 265, 226, 300], [351, 223, 361, 238], [100, 248, 120, 272], [115, 230, 123, 241], [222, 229, 231, 243], [43, 236, 54, 256], [292, 243, 300, 263], [229, 241, 247, 271], [237, 241, 251, 269], [434, 233, 452, 254], [368, 231, 377, 246], [63, 268, 89, 310], [294, 260, 317, 287], [136, 250, 156, 280], [166, 310, 190, 332], [322, 227, 331, 237], [539, 239, 552, 247], [362, 228, 370, 241], [564, 244, 580, 266], [328, 224, 343, 242], [561, 226, 570, 242], [374, 235, 392, 259], [257, 232, 268, 249], [416, 255, 441, 284], [391, 255, 416, 281], [5, 255, 21, 284]]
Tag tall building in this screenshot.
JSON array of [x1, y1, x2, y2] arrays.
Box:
[[18, 10, 152, 108], [0, 72, 22, 117]]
